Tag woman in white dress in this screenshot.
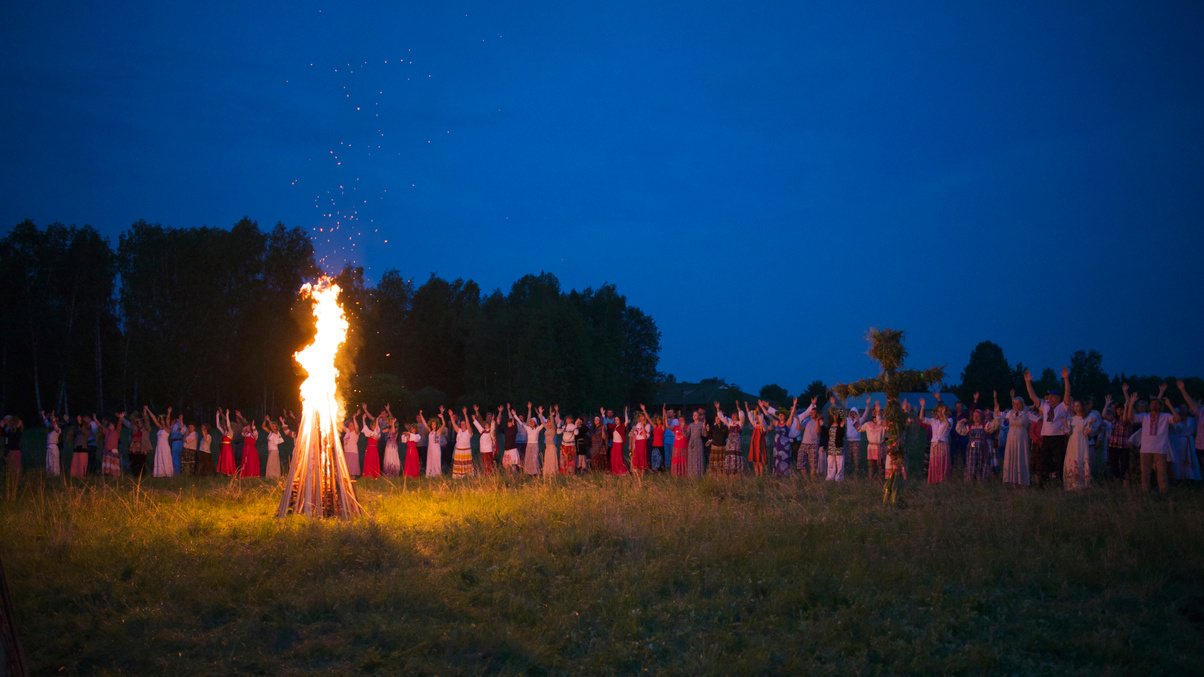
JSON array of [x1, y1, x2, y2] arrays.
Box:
[[342, 411, 361, 476], [382, 415, 402, 476], [262, 417, 284, 478], [450, 408, 475, 478], [143, 405, 174, 478], [418, 409, 446, 477], [516, 403, 545, 476], [539, 407, 558, 478], [1061, 369, 1094, 490], [918, 394, 953, 484], [42, 411, 61, 477], [1000, 390, 1039, 486], [472, 406, 497, 475]]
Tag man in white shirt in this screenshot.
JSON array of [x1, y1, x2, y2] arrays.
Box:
[[1133, 384, 1181, 494], [1026, 368, 1069, 488]]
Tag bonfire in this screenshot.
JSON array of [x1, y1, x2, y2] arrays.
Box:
[[277, 279, 364, 519]]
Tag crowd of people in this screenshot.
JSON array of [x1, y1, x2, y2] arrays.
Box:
[[7, 371, 1202, 495]]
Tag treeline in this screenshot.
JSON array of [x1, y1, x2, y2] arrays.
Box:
[[0, 220, 662, 421]]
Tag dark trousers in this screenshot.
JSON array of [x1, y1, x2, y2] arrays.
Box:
[[1108, 445, 1129, 481], [1038, 435, 1068, 485], [129, 452, 146, 476], [87, 445, 98, 474]]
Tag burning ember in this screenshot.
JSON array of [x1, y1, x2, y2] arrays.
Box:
[[277, 278, 364, 519]]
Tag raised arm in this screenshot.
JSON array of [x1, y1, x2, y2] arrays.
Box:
[[1178, 379, 1201, 417], [1023, 369, 1040, 408], [1061, 367, 1071, 411]]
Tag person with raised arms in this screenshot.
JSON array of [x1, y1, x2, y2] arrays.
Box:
[[1132, 383, 1181, 494]]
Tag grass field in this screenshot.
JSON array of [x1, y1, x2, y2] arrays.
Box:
[[1, 471, 1202, 675]]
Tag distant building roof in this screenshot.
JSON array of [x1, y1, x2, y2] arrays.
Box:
[[653, 381, 759, 408]]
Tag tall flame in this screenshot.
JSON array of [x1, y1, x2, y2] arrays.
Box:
[[278, 278, 363, 519]]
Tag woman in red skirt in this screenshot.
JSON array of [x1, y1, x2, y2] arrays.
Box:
[[610, 407, 629, 475], [236, 411, 260, 478], [743, 402, 767, 476], [402, 423, 422, 478], [629, 406, 651, 474], [361, 409, 382, 478], [215, 410, 237, 475], [670, 416, 688, 477]]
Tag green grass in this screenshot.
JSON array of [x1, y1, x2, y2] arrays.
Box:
[[2, 472, 1202, 675]]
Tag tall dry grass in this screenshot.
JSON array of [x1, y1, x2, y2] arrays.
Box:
[[1, 472, 1201, 675]]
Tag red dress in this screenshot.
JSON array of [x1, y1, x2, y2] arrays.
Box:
[[403, 436, 420, 478], [239, 433, 260, 477], [631, 426, 649, 470], [748, 425, 766, 464], [671, 424, 688, 477], [217, 435, 236, 475], [362, 434, 381, 478], [610, 423, 628, 475]]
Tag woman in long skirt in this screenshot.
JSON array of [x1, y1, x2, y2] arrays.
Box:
[[999, 392, 1037, 486], [262, 418, 284, 478], [473, 407, 497, 475], [342, 411, 361, 477], [590, 417, 607, 472], [717, 403, 745, 475], [670, 416, 689, 477], [502, 406, 521, 473], [42, 412, 61, 477], [687, 410, 708, 478], [761, 399, 797, 477], [742, 402, 767, 477], [610, 407, 630, 475], [649, 412, 665, 472], [101, 415, 123, 476], [181, 421, 198, 476], [236, 412, 260, 478], [419, 410, 446, 477], [403, 424, 422, 478], [382, 416, 402, 477], [1060, 371, 1094, 490], [955, 402, 1001, 482], [540, 407, 558, 478], [195, 424, 216, 476], [919, 395, 953, 484], [516, 404, 543, 476], [361, 409, 382, 478], [554, 407, 577, 474], [215, 410, 237, 475], [144, 406, 174, 478], [629, 406, 652, 474], [451, 408, 475, 479], [857, 401, 887, 480]]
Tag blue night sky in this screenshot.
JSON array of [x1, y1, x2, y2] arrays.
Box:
[[3, 1, 1203, 395]]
